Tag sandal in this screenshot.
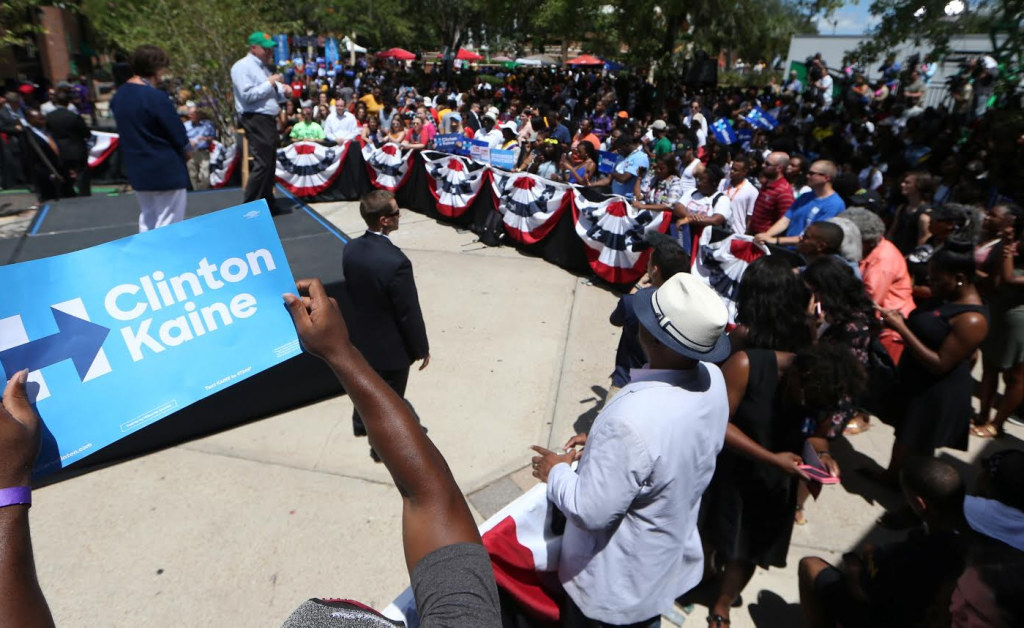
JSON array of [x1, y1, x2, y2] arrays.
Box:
[[707, 614, 731, 627], [794, 506, 808, 525], [970, 423, 1003, 439]]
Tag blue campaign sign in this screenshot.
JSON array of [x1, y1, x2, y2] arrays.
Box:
[[598, 151, 622, 174], [736, 128, 754, 149], [274, 35, 290, 67], [469, 139, 490, 164], [433, 133, 469, 156], [324, 38, 339, 66], [489, 148, 516, 170], [0, 201, 302, 476]]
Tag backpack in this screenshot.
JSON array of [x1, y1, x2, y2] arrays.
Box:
[[478, 208, 506, 247]]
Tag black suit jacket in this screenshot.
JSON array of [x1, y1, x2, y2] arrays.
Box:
[[342, 231, 429, 371], [45, 107, 91, 166]]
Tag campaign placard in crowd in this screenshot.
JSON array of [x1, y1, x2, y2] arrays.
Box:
[[0, 201, 302, 476], [469, 139, 491, 164], [489, 148, 516, 171], [597, 151, 622, 174], [432, 133, 470, 156]]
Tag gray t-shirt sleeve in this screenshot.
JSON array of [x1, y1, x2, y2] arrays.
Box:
[[411, 542, 501, 628]]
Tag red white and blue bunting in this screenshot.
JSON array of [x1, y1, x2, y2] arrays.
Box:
[[573, 191, 671, 284], [692, 234, 769, 324], [362, 142, 414, 192], [87, 131, 119, 169], [275, 140, 350, 197], [209, 140, 239, 189], [490, 171, 572, 245], [421, 151, 490, 218]]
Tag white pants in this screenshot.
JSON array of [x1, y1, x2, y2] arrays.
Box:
[[137, 188, 186, 232]]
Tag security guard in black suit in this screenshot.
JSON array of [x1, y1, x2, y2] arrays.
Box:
[[342, 190, 430, 457]]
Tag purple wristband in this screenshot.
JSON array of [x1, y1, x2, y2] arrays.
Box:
[[0, 487, 31, 508]]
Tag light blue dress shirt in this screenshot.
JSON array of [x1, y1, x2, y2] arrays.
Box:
[[547, 366, 729, 624], [184, 119, 216, 151], [230, 53, 284, 116]]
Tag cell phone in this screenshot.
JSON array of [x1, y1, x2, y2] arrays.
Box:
[[798, 464, 840, 484]]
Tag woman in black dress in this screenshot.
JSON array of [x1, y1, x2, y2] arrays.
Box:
[[877, 238, 989, 484], [730, 255, 816, 354], [701, 344, 865, 628]]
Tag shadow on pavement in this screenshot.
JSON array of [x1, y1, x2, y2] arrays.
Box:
[[748, 589, 802, 627], [572, 385, 606, 435]]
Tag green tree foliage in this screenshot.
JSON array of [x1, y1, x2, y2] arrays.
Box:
[[852, 0, 1001, 62], [578, 0, 818, 69], [81, 0, 292, 136], [0, 1, 61, 49]]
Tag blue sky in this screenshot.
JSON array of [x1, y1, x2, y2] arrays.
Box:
[[816, 2, 881, 35]]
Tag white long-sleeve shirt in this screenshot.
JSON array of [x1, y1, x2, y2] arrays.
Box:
[[322, 110, 359, 141], [230, 53, 285, 116], [547, 366, 729, 624]]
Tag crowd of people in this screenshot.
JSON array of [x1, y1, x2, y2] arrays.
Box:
[[2, 30, 1024, 628]]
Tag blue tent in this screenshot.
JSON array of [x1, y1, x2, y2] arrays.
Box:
[[604, 60, 627, 72]]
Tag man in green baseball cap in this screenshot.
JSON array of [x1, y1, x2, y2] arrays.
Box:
[[231, 31, 292, 213], [247, 31, 276, 49]]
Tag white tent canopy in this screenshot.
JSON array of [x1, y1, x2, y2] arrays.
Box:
[[342, 36, 367, 54]]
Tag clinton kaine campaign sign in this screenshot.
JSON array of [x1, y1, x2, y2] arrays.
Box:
[[0, 201, 301, 476]]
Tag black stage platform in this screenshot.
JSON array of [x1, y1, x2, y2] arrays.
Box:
[[2, 187, 353, 484]]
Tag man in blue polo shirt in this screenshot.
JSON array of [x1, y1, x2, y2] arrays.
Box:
[[754, 159, 845, 247]]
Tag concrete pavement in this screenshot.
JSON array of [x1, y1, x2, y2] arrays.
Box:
[[28, 199, 1024, 626]]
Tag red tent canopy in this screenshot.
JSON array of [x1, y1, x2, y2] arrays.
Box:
[[377, 48, 416, 60], [566, 54, 603, 66], [455, 48, 484, 61]]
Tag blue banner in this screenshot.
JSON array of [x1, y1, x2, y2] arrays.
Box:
[[0, 202, 301, 476], [325, 38, 339, 66], [273, 35, 290, 67], [432, 133, 470, 156], [489, 148, 516, 170], [598, 151, 622, 174], [745, 105, 778, 131], [711, 118, 738, 145], [737, 128, 754, 150]]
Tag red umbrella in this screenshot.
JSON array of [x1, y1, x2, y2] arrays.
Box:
[[566, 54, 603, 66], [377, 48, 416, 60], [455, 48, 484, 61]]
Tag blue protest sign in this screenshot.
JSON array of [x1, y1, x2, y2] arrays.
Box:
[[325, 38, 339, 65], [745, 106, 778, 131], [737, 128, 754, 150], [489, 148, 516, 170], [274, 35, 290, 67], [598, 151, 622, 174], [469, 139, 490, 163], [0, 201, 302, 476], [433, 133, 468, 156], [711, 118, 738, 145]]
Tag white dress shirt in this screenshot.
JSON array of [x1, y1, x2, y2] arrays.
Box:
[[547, 366, 729, 624], [322, 110, 359, 141]]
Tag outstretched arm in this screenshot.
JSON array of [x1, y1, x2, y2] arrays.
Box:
[[283, 279, 477, 572], [0, 370, 55, 628]]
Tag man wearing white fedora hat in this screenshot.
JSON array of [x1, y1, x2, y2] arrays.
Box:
[[531, 273, 731, 627]]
